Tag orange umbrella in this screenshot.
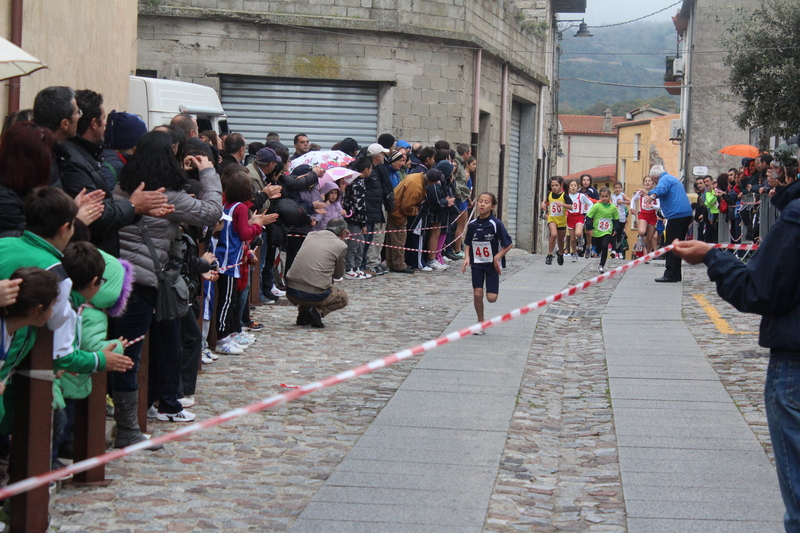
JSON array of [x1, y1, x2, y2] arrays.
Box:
[[718, 144, 761, 159]]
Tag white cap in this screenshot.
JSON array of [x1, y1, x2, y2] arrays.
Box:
[[367, 143, 390, 157]]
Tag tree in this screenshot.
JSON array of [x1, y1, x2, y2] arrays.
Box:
[[722, 0, 800, 139]]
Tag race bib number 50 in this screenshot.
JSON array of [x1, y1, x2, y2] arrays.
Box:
[[473, 241, 493, 263], [550, 203, 562, 216]]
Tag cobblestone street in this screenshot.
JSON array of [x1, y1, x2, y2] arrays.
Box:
[[50, 251, 778, 532]]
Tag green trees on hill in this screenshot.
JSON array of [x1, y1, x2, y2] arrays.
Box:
[[559, 20, 679, 113]]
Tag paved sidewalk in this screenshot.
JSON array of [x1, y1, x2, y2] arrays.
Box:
[[604, 265, 784, 532]]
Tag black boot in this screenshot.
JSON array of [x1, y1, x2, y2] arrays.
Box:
[[112, 390, 162, 450]]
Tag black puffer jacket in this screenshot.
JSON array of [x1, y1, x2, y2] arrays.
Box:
[[0, 183, 25, 237], [60, 136, 137, 256], [364, 162, 395, 224], [704, 179, 800, 352]]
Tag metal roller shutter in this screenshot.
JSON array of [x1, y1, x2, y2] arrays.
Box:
[[219, 75, 379, 149], [507, 102, 522, 242]]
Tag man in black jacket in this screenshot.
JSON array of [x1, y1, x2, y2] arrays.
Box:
[[33, 86, 79, 187], [674, 178, 800, 532], [360, 143, 394, 275], [59, 89, 170, 255]]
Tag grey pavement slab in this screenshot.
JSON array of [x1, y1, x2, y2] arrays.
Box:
[[606, 268, 784, 531], [625, 518, 783, 533], [289, 257, 581, 532]]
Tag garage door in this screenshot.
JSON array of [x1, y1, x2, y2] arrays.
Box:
[[507, 101, 522, 242], [220, 75, 379, 150]]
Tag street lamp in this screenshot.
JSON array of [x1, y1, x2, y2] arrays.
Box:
[[551, 19, 593, 174]]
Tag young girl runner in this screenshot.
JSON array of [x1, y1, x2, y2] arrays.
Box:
[[611, 182, 630, 256], [585, 187, 619, 274], [462, 192, 513, 330], [565, 180, 593, 262], [630, 175, 661, 258], [540, 176, 570, 266], [579, 174, 599, 258]]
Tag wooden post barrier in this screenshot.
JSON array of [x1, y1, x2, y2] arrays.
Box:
[[9, 328, 53, 533], [71, 371, 107, 484]]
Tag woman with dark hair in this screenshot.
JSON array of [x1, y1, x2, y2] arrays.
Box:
[[0, 121, 55, 235], [111, 130, 222, 446], [153, 124, 187, 161]]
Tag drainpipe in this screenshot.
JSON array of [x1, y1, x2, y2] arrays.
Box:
[[7, 0, 23, 114], [471, 49, 482, 195], [497, 63, 508, 218]]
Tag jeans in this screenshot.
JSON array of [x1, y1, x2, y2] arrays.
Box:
[[346, 223, 364, 271], [359, 223, 376, 270], [766, 352, 800, 533], [112, 284, 182, 414], [179, 305, 202, 397]]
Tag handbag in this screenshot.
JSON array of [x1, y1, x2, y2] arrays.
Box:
[[137, 220, 189, 321]]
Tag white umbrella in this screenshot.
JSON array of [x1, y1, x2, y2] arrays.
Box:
[[0, 37, 46, 81]]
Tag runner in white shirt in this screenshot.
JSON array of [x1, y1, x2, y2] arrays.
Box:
[[611, 182, 630, 258], [565, 180, 594, 262], [630, 175, 661, 257]]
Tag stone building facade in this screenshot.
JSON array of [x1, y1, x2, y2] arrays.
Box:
[[137, 0, 584, 251]]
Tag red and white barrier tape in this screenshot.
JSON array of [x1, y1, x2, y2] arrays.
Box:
[[0, 241, 761, 500], [713, 243, 759, 251]]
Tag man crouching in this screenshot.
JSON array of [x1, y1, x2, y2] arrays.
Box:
[[285, 218, 349, 328]]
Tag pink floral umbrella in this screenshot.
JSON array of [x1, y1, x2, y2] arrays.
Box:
[[288, 150, 354, 173]]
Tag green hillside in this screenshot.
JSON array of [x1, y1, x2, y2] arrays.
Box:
[[558, 20, 679, 115]]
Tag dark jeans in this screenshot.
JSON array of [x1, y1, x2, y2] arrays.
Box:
[[286, 234, 306, 273], [179, 304, 202, 397], [360, 223, 376, 270], [662, 215, 692, 281], [261, 242, 277, 299], [766, 352, 800, 533], [592, 234, 614, 267], [113, 284, 183, 414]]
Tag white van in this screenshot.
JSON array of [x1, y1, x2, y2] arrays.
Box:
[[128, 76, 229, 135]]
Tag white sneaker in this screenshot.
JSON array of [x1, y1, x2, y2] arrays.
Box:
[[271, 286, 286, 297], [178, 396, 195, 408], [231, 340, 249, 351], [421, 263, 433, 272], [428, 260, 446, 271], [333, 277, 343, 282], [201, 353, 214, 364], [202, 347, 219, 361], [147, 405, 158, 419], [155, 409, 196, 422], [344, 270, 358, 280], [233, 332, 255, 345], [572, 254, 577, 262], [437, 261, 449, 270], [598, 266, 605, 274], [441, 256, 451, 263], [215, 340, 243, 355], [356, 269, 372, 279]]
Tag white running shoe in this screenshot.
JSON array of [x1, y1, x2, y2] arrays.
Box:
[[437, 261, 449, 270], [215, 340, 243, 355], [147, 405, 158, 419], [155, 409, 196, 422], [233, 332, 255, 345], [572, 254, 577, 262], [202, 347, 219, 361], [201, 353, 214, 364], [178, 396, 195, 408], [356, 269, 373, 279], [598, 266, 605, 274], [421, 264, 433, 272], [231, 341, 249, 351], [271, 286, 286, 297], [344, 270, 358, 280]]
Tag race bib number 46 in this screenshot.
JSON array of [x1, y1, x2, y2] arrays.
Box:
[[597, 218, 612, 232], [473, 240, 493, 263]]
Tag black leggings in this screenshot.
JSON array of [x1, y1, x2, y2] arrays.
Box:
[[593, 234, 614, 267]]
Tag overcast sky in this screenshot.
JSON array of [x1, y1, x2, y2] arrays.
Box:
[[578, 0, 678, 26]]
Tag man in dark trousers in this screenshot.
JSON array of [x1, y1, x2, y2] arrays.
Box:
[[645, 164, 692, 282], [673, 177, 800, 533]]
